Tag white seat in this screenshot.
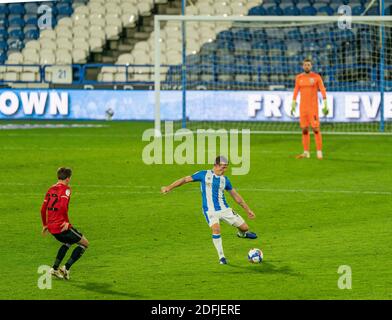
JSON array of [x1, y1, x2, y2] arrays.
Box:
[[122, 13, 137, 28], [56, 25, 73, 39], [72, 49, 87, 63], [73, 26, 89, 39], [22, 48, 39, 64], [165, 50, 182, 64], [105, 4, 122, 15], [90, 14, 106, 27], [56, 49, 72, 65], [105, 25, 121, 40], [7, 52, 23, 65], [57, 38, 73, 50], [89, 37, 104, 52], [116, 53, 134, 65], [231, 2, 248, 15], [57, 17, 73, 28], [73, 38, 89, 52], [73, 15, 90, 27], [132, 50, 150, 64], [133, 41, 150, 52], [41, 29, 57, 40], [25, 40, 40, 50], [90, 28, 106, 42], [216, 5, 233, 16], [21, 66, 40, 82], [106, 15, 122, 28], [39, 39, 57, 50], [186, 6, 199, 15], [121, 2, 137, 13], [74, 5, 90, 15], [40, 50, 56, 65], [198, 4, 216, 15], [137, 2, 152, 16], [89, 4, 106, 14]]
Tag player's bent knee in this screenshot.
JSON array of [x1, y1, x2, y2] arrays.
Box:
[[211, 224, 220, 234], [238, 223, 249, 232], [302, 128, 309, 135], [79, 237, 89, 248]]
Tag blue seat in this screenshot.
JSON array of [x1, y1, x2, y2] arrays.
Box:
[[8, 28, 24, 40], [216, 30, 233, 43], [301, 6, 317, 16], [248, 6, 266, 16], [352, 5, 365, 15], [284, 6, 301, 15], [9, 16, 25, 28], [0, 41, 7, 51], [0, 4, 8, 15], [9, 3, 25, 15], [318, 6, 334, 16], [0, 50, 6, 63], [24, 3, 39, 14], [56, 3, 73, 16], [24, 14, 38, 27], [366, 6, 379, 15], [232, 29, 252, 42], [0, 17, 8, 29], [266, 5, 284, 15], [25, 29, 39, 40]]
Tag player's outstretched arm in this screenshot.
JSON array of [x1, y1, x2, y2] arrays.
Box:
[[229, 189, 255, 219], [161, 176, 193, 194]]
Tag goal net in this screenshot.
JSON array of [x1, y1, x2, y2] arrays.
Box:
[[154, 15, 392, 134]]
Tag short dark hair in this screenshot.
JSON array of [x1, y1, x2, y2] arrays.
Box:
[[57, 167, 72, 180], [303, 58, 313, 64], [215, 156, 229, 165]]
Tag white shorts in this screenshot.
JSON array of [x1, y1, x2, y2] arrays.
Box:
[[204, 208, 245, 228]]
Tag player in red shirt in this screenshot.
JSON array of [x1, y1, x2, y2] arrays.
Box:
[[291, 58, 329, 159], [41, 167, 89, 280]]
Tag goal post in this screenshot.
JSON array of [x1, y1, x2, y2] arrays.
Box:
[[154, 15, 392, 135]]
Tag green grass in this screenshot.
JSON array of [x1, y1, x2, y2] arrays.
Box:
[[0, 121, 391, 300]]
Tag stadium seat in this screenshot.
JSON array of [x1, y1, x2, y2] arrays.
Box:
[[301, 5, 317, 16], [266, 4, 284, 16], [248, 5, 266, 16], [284, 5, 301, 15], [9, 3, 25, 15], [318, 5, 334, 16]]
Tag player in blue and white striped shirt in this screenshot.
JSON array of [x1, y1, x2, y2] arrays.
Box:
[[161, 156, 257, 264]]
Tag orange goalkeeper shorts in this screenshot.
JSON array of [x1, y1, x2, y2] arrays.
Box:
[[300, 111, 320, 128]]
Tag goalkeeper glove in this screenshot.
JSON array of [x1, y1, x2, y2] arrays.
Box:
[[322, 99, 329, 116], [291, 101, 297, 116]]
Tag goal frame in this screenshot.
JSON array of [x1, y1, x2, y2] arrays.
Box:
[[154, 15, 392, 136]]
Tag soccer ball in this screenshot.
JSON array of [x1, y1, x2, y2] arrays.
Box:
[[248, 248, 263, 263]]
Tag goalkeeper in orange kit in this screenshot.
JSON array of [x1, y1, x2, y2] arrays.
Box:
[[291, 58, 329, 159]]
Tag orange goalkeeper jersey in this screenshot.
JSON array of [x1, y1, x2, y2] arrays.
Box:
[[293, 72, 326, 113]]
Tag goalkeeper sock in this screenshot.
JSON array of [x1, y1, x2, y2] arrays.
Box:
[[302, 131, 310, 153], [212, 234, 225, 259], [314, 130, 323, 151]]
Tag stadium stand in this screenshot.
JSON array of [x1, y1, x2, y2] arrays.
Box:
[[0, 0, 391, 89]]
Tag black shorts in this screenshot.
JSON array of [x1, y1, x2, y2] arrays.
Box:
[[53, 227, 83, 245]]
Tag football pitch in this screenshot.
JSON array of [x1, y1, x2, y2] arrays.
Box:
[[0, 121, 391, 300]]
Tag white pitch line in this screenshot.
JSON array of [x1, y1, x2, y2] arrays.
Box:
[[0, 183, 390, 196]]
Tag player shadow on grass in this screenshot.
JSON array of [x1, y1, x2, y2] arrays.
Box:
[[70, 281, 145, 299], [225, 261, 298, 276]]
